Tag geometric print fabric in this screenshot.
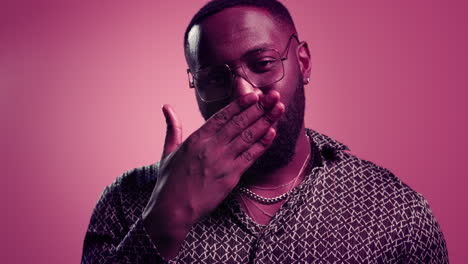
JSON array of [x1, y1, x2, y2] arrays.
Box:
[[82, 128, 448, 263]]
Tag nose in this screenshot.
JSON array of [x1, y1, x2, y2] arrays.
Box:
[[230, 73, 263, 100]]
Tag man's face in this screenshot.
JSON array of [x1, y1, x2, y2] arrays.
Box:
[[187, 6, 307, 175]]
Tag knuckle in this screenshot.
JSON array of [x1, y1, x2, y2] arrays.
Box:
[[214, 109, 229, 123], [202, 166, 214, 177], [196, 147, 209, 161], [172, 124, 182, 133], [262, 116, 273, 125], [241, 151, 255, 162], [231, 114, 246, 128], [204, 122, 222, 134], [240, 129, 254, 144], [256, 102, 265, 112]]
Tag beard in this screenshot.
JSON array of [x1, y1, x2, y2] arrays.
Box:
[[197, 75, 306, 176], [243, 79, 305, 176]]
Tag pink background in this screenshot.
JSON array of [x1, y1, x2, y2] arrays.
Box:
[[1, 0, 466, 263]]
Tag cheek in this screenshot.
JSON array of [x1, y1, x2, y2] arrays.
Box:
[[277, 72, 300, 103]]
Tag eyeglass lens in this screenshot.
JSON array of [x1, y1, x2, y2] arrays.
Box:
[[193, 50, 284, 102]]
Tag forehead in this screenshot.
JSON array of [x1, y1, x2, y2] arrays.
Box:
[[187, 6, 289, 66]]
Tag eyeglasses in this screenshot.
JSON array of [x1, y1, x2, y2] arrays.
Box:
[[187, 33, 299, 102]]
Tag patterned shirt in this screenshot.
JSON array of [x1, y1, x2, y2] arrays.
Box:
[[82, 128, 448, 263]]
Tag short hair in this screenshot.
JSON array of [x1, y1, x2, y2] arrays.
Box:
[[184, 0, 297, 68]]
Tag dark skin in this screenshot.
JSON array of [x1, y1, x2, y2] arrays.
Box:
[[142, 6, 312, 259]]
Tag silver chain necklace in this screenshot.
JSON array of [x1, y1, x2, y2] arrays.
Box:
[[244, 170, 301, 190], [237, 145, 311, 205], [242, 193, 275, 217]]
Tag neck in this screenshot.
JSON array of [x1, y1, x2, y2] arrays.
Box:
[[241, 126, 312, 188]]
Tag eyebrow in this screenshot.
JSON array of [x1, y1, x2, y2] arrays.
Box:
[[198, 42, 276, 70], [224, 43, 275, 65], [244, 43, 274, 55], [245, 42, 277, 56]]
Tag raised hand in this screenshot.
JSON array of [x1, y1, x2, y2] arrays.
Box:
[[142, 90, 284, 259]]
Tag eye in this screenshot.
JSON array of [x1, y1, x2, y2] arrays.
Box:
[[195, 68, 230, 87], [198, 76, 225, 87], [207, 75, 226, 85], [249, 57, 279, 73]]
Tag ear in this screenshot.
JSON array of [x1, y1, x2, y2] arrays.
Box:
[[296, 41, 312, 84]]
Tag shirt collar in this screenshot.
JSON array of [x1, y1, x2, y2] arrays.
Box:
[[306, 128, 350, 152]]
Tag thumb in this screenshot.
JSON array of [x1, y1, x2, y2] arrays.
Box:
[[162, 104, 183, 158]]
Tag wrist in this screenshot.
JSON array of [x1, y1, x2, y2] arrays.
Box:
[[143, 194, 197, 236], [142, 204, 193, 259]]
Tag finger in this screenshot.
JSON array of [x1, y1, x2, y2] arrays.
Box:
[[226, 101, 284, 157], [232, 127, 277, 172], [162, 104, 183, 158], [215, 90, 280, 144], [199, 92, 259, 137], [259, 90, 281, 110]]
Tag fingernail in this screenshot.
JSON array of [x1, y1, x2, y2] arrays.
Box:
[[270, 103, 285, 117], [264, 128, 275, 140], [162, 105, 169, 122]]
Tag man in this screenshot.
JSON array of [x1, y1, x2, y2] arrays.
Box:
[[82, 0, 448, 263]]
